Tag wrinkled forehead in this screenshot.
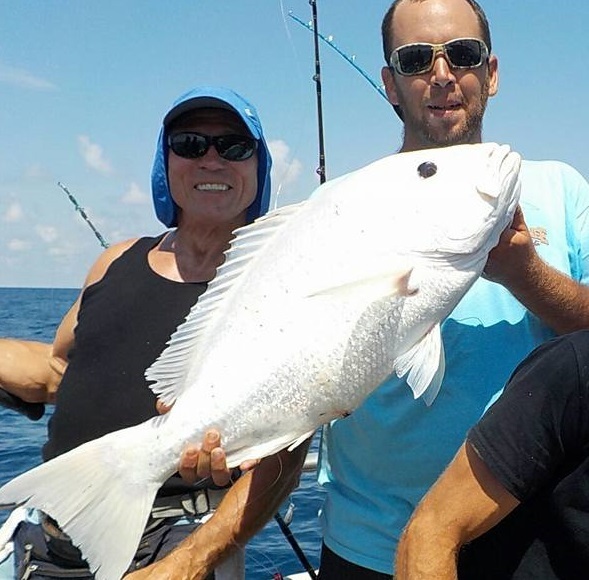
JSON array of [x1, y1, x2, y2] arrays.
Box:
[[167, 108, 252, 136]]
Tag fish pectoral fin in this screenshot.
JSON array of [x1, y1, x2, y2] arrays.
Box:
[[393, 323, 445, 405], [308, 267, 415, 301]]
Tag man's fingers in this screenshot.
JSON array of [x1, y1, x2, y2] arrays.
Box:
[[239, 458, 261, 472], [177, 430, 233, 486], [210, 448, 232, 486], [156, 400, 172, 415], [195, 430, 219, 478], [178, 446, 200, 484], [201, 430, 221, 453]]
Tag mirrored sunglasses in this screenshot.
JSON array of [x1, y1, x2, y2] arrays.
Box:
[[389, 38, 489, 76], [167, 132, 258, 162]]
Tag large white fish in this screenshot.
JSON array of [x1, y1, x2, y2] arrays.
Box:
[[0, 143, 520, 579]]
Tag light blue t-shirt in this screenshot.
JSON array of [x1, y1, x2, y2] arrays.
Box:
[[317, 159, 589, 574]]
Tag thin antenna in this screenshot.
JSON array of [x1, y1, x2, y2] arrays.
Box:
[[309, 0, 327, 184], [289, 10, 389, 103], [57, 182, 109, 249]]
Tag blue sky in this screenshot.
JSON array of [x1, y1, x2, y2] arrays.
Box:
[[1, 0, 588, 288]]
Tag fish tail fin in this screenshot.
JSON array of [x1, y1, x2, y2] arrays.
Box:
[[0, 418, 165, 580]]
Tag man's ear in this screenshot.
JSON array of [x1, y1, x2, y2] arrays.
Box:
[[487, 54, 499, 97], [382, 66, 400, 105]]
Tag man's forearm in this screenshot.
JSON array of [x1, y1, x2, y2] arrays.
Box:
[[0, 339, 63, 403], [126, 441, 310, 579], [395, 444, 519, 579], [396, 519, 459, 580], [506, 255, 589, 334], [484, 207, 589, 334]]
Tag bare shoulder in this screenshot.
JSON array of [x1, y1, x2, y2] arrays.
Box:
[[83, 237, 141, 287]]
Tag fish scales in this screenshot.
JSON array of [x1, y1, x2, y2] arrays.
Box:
[[0, 143, 521, 579]]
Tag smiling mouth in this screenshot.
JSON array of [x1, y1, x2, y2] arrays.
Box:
[[195, 183, 230, 191]]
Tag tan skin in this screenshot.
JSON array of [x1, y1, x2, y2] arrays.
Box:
[[380, 0, 589, 336], [136, 3, 589, 575], [395, 442, 520, 580], [381, 0, 589, 575], [0, 108, 259, 402], [0, 339, 63, 403], [382, 0, 499, 152], [127, 435, 310, 580], [0, 108, 309, 579]]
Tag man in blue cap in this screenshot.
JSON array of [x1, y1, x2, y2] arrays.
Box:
[[0, 86, 308, 579]]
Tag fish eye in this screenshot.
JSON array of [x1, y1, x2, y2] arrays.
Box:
[[418, 161, 437, 179]]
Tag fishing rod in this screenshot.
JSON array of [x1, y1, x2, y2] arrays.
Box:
[[57, 181, 110, 249], [288, 10, 388, 104], [271, 4, 392, 577], [268, 4, 330, 578], [274, 503, 318, 579], [0, 390, 45, 420], [309, 0, 326, 185]]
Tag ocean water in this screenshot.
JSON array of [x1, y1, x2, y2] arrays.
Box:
[[0, 287, 324, 579]]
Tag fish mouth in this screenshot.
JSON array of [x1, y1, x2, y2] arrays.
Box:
[[194, 183, 231, 192]]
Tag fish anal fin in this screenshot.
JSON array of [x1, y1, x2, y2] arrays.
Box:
[[286, 429, 317, 452], [225, 429, 316, 468], [394, 323, 445, 405]]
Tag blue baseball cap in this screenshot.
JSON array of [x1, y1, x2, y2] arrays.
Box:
[[151, 86, 272, 227]]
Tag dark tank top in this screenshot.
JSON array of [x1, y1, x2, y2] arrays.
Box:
[[44, 235, 208, 494]]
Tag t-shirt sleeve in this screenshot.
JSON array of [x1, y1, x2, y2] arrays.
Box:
[[560, 161, 589, 285], [467, 332, 589, 502]]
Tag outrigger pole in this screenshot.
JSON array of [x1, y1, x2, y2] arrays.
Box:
[[57, 181, 110, 249]]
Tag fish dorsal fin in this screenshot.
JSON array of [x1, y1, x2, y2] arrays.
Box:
[[393, 323, 445, 405], [145, 202, 306, 407]]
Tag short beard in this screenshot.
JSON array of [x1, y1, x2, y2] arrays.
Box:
[[399, 75, 491, 150]]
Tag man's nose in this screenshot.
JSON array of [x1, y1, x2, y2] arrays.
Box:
[[197, 144, 225, 168], [430, 55, 456, 88]]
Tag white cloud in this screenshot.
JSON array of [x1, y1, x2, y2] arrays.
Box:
[[121, 182, 149, 205], [3, 202, 23, 222], [24, 164, 52, 180], [8, 238, 30, 251], [269, 140, 303, 191], [78, 135, 113, 175], [0, 62, 56, 91], [35, 225, 58, 243], [48, 245, 78, 257]]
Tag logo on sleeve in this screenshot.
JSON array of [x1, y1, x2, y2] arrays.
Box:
[[529, 227, 548, 246]]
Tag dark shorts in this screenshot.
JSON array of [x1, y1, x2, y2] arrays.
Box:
[[318, 543, 393, 580], [12, 516, 213, 579]]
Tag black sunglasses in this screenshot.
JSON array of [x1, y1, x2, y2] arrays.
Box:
[[167, 132, 258, 162], [389, 38, 489, 76]]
